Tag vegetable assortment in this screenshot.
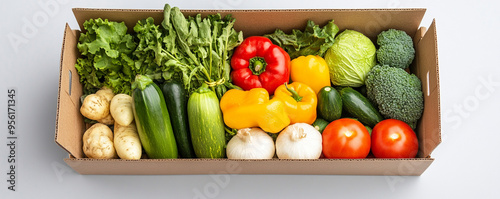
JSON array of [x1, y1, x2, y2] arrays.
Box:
[[76, 4, 243, 98], [77, 3, 425, 160]]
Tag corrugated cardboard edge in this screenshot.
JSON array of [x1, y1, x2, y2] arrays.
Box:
[[415, 19, 441, 158], [64, 158, 433, 175]]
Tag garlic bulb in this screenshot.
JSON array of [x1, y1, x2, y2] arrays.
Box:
[[226, 128, 275, 159], [276, 123, 322, 159]]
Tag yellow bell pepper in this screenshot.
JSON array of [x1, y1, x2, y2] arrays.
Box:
[[290, 55, 331, 94], [220, 88, 290, 133], [273, 82, 317, 124]]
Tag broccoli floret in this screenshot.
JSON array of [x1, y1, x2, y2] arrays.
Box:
[[376, 29, 415, 69], [365, 65, 423, 128]]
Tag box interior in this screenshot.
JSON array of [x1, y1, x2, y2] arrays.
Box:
[[55, 8, 440, 175]]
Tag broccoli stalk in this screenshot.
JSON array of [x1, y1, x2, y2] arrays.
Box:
[[376, 29, 415, 69], [365, 65, 424, 129]]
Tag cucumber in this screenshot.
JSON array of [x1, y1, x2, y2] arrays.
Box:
[[365, 126, 372, 135], [339, 87, 383, 127], [356, 85, 368, 97], [132, 75, 178, 159], [312, 118, 329, 134], [317, 86, 342, 122], [188, 84, 226, 158], [162, 81, 196, 158]]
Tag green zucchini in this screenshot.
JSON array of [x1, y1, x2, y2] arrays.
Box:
[[312, 118, 329, 134], [317, 86, 342, 122], [132, 75, 178, 159], [188, 84, 226, 158], [162, 81, 196, 158], [339, 87, 383, 127]]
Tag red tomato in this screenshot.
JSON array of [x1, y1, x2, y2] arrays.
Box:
[[322, 118, 371, 159], [371, 119, 419, 158]]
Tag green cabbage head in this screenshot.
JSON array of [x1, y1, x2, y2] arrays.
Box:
[[325, 30, 376, 87]]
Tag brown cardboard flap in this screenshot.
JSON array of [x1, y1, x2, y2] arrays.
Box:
[[413, 26, 427, 46], [415, 19, 441, 158], [55, 24, 85, 159], [65, 158, 434, 175], [72, 8, 426, 39], [73, 8, 163, 32]]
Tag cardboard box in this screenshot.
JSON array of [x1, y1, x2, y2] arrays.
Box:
[[55, 8, 441, 175]]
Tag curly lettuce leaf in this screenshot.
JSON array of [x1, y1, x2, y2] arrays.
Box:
[[75, 18, 136, 94]]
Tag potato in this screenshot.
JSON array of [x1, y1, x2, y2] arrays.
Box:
[[114, 122, 142, 160], [97, 113, 115, 125], [83, 123, 117, 159], [110, 94, 134, 126], [95, 86, 115, 102], [94, 87, 116, 124], [80, 94, 109, 120]]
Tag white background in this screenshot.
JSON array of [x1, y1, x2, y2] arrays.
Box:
[[1, 0, 499, 198]]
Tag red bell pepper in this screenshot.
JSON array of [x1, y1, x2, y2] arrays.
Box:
[[230, 36, 290, 95]]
